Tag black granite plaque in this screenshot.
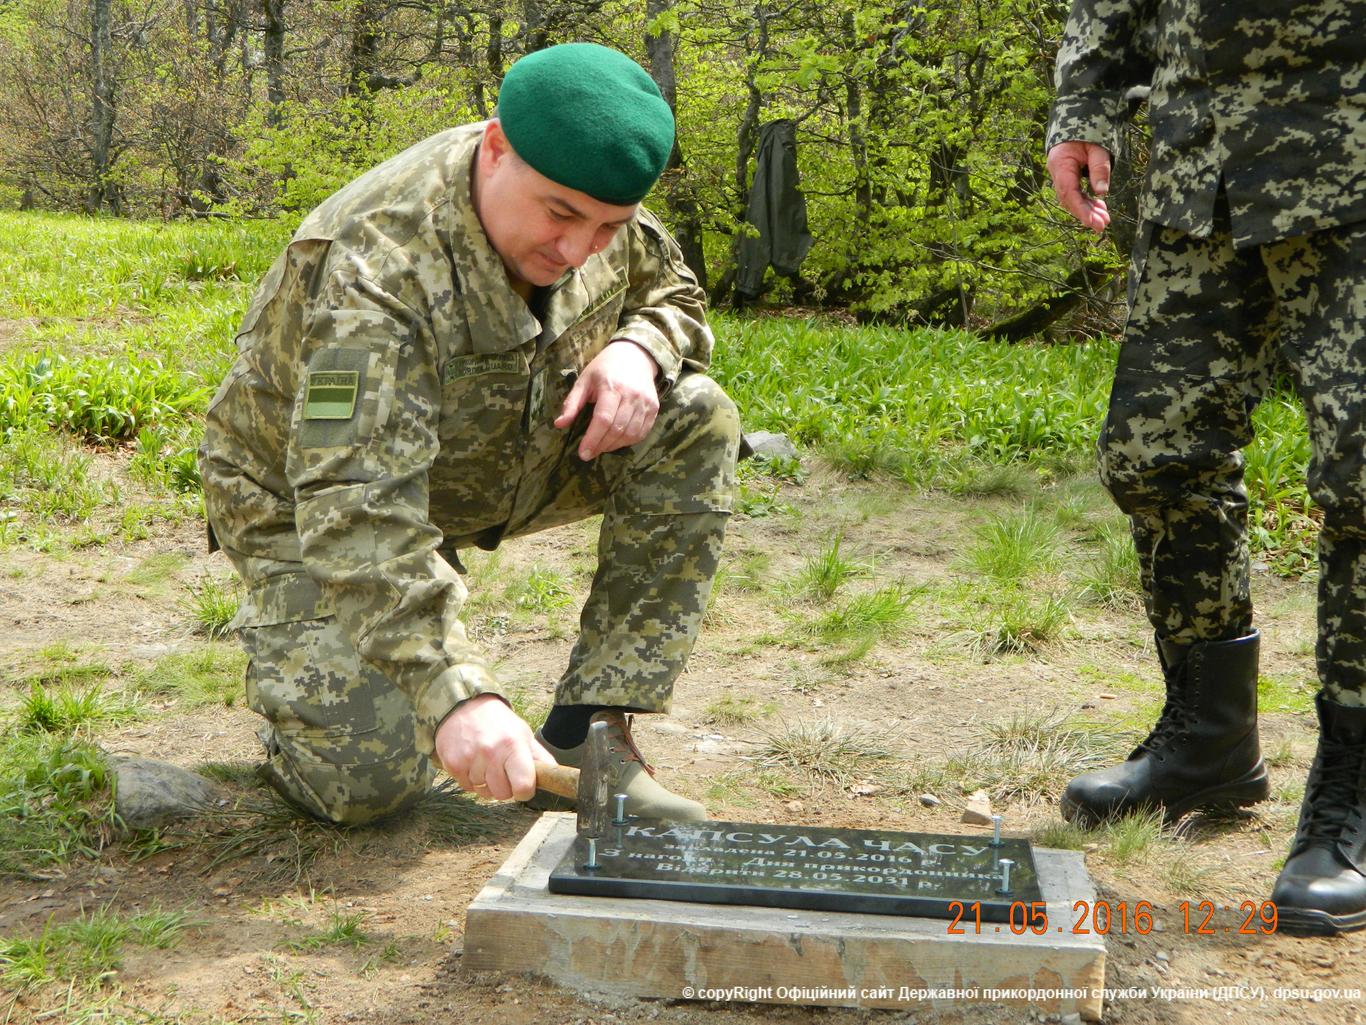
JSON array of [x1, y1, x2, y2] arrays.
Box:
[[548, 818, 1041, 922]]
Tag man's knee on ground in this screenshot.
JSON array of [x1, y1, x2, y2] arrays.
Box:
[[263, 749, 433, 828]]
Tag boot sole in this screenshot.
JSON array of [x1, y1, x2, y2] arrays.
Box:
[[1060, 763, 1271, 828], [1274, 906, 1366, 937]]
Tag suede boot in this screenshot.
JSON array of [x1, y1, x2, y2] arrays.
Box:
[[1270, 693, 1366, 936], [524, 710, 705, 821], [1061, 630, 1269, 825]]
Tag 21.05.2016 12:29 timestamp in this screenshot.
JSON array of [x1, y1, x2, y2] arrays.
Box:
[[946, 900, 1279, 936]]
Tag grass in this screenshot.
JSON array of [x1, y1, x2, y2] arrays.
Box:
[[1078, 519, 1141, 608], [704, 694, 776, 726], [944, 709, 1129, 804], [282, 907, 372, 952], [179, 577, 242, 639], [787, 533, 865, 604], [16, 680, 141, 733], [759, 718, 894, 786], [186, 778, 503, 885], [963, 506, 1066, 581], [961, 585, 1073, 658], [805, 582, 918, 662], [0, 904, 191, 992], [132, 646, 246, 709], [0, 733, 116, 877], [505, 564, 574, 614], [1257, 672, 1316, 714]]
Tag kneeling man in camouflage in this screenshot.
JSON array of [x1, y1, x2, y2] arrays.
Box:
[[199, 43, 738, 826]]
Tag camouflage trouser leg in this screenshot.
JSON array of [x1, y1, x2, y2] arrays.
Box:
[[1262, 220, 1366, 706], [239, 617, 435, 826], [1102, 212, 1366, 703], [503, 372, 740, 711]]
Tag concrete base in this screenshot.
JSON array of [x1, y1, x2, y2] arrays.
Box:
[[465, 814, 1106, 1020]]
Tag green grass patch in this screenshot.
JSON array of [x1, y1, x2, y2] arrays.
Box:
[[0, 733, 116, 877], [944, 709, 1129, 804], [962, 585, 1072, 658], [0, 904, 190, 992], [1077, 520, 1141, 608], [16, 680, 141, 733], [963, 506, 1066, 581], [704, 694, 776, 726], [786, 533, 865, 604], [806, 582, 918, 662], [0, 352, 210, 443], [1099, 808, 1170, 866], [132, 646, 246, 709], [1257, 673, 1316, 714], [178, 576, 242, 640], [759, 718, 893, 786], [282, 907, 372, 952], [505, 564, 574, 614]]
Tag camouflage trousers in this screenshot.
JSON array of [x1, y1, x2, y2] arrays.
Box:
[[239, 372, 739, 825], [1100, 206, 1366, 704]]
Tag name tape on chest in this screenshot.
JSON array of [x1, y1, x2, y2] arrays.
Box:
[[303, 371, 359, 420], [443, 352, 528, 384]]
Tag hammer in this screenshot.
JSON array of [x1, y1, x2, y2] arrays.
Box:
[[532, 720, 620, 836]]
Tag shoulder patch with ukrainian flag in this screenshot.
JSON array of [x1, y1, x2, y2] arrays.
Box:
[[304, 371, 359, 420]]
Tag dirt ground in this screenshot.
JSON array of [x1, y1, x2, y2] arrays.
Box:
[[1, 460, 1363, 1025]]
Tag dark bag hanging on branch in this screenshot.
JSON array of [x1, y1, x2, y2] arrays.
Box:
[[736, 119, 814, 301]]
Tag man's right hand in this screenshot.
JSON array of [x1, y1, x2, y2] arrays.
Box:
[[434, 694, 556, 802], [1047, 141, 1112, 234]]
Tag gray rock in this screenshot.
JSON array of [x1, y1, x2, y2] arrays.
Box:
[[741, 431, 800, 462], [111, 756, 227, 830], [919, 793, 942, 807]]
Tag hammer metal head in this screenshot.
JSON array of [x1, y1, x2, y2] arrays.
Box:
[[577, 719, 614, 837]]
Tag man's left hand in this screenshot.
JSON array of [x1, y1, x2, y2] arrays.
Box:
[[554, 340, 660, 460]]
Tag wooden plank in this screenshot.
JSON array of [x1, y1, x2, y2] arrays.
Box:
[[465, 813, 1106, 1021]]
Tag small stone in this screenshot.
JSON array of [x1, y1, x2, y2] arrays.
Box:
[[110, 756, 227, 830], [850, 782, 880, 797], [1155, 951, 1169, 962], [1061, 1014, 1083, 1025], [1099, 693, 1117, 700], [785, 801, 804, 814], [741, 431, 800, 462], [919, 793, 942, 807], [961, 790, 993, 825]]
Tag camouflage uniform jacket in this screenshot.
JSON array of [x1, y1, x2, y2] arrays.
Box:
[[200, 122, 714, 746], [1047, 0, 1366, 247]]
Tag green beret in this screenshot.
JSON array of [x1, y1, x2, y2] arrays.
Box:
[[498, 43, 674, 205]]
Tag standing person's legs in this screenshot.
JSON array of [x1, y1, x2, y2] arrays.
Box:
[[1062, 214, 1278, 824], [1263, 220, 1366, 934]]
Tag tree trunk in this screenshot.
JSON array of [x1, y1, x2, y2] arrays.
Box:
[[645, 0, 706, 287], [263, 0, 286, 125], [88, 0, 119, 214], [348, 0, 383, 97]]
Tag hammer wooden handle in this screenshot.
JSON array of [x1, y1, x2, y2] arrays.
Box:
[[535, 763, 580, 800]]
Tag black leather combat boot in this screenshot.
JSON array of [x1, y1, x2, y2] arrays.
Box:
[[1060, 630, 1269, 825], [1271, 693, 1366, 936]]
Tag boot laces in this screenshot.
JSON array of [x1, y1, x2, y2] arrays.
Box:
[[598, 712, 657, 778], [1136, 677, 1192, 759], [1295, 735, 1364, 849]]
